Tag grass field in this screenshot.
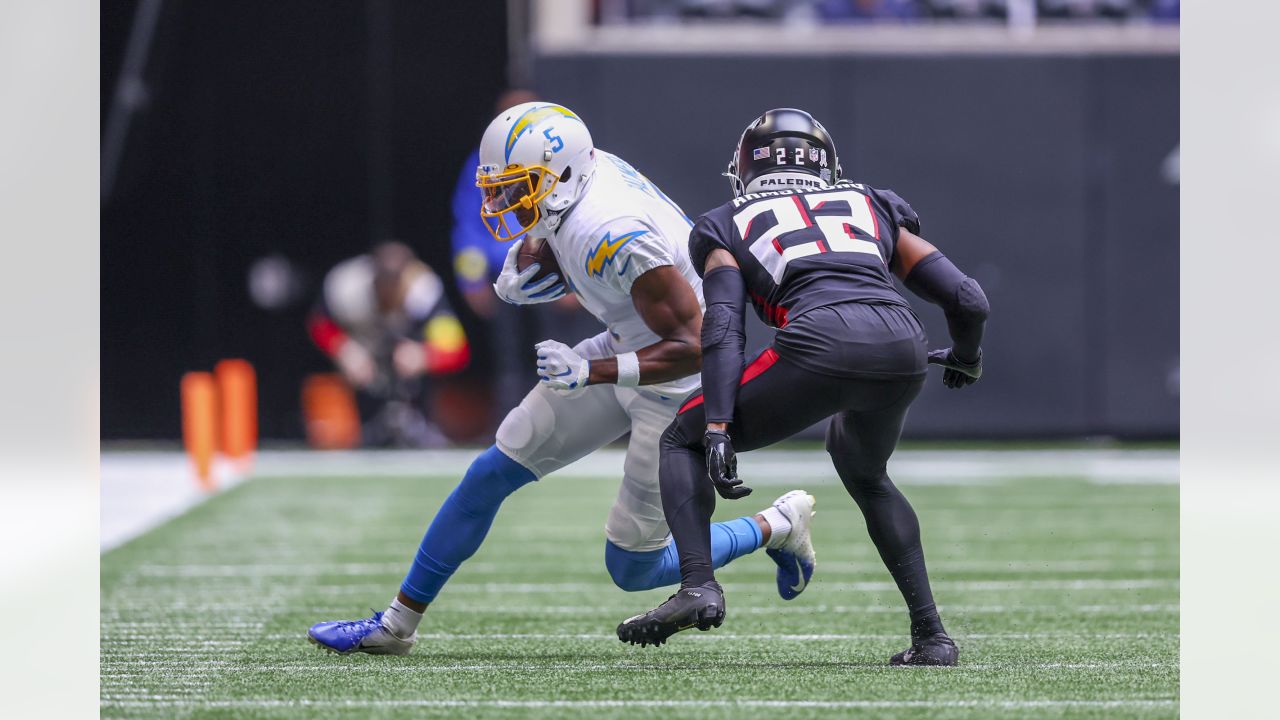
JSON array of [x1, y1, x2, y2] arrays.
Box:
[[100, 449, 1178, 719]]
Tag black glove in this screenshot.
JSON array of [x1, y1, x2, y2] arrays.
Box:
[[704, 429, 751, 500], [928, 348, 983, 389]]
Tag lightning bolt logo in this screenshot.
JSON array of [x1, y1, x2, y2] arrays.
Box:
[[504, 104, 582, 163], [584, 230, 647, 278]]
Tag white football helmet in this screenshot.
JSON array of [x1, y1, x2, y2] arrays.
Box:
[[476, 102, 595, 241]]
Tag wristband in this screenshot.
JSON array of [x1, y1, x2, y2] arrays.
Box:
[[615, 351, 640, 387]]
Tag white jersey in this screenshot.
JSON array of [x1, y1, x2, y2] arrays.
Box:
[[544, 150, 705, 396]]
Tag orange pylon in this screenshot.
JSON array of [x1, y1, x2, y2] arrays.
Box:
[[181, 372, 218, 491], [215, 359, 258, 464]]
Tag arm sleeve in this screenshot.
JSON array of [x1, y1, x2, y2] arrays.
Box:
[[903, 251, 989, 362], [590, 218, 673, 294], [700, 265, 748, 424]]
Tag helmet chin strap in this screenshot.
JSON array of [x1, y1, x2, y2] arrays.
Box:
[[742, 171, 829, 195]]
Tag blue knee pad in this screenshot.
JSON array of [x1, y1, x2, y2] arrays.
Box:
[[400, 445, 536, 604], [605, 516, 762, 592]]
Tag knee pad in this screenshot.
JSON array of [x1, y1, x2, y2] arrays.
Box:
[[604, 541, 667, 592]]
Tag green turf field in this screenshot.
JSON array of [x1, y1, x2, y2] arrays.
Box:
[[101, 452, 1178, 719]]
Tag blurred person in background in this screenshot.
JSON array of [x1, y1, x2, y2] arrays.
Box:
[[307, 241, 469, 447], [451, 88, 588, 422]]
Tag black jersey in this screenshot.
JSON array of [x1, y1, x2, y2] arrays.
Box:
[[689, 182, 920, 329]]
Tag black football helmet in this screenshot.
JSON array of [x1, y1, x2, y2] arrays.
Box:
[[725, 108, 841, 197]]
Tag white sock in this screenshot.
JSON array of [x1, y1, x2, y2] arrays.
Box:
[[381, 598, 424, 639], [758, 505, 792, 549]]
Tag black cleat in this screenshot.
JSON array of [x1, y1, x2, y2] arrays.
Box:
[[890, 632, 959, 666], [616, 582, 725, 647]]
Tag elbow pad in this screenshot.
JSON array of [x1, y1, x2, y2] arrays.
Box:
[[954, 276, 990, 322], [905, 251, 989, 361], [904, 252, 988, 319]]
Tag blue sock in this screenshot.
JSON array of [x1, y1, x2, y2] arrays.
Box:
[[399, 446, 536, 604], [605, 516, 762, 592]]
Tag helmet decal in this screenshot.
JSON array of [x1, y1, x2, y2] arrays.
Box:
[[504, 105, 583, 164], [727, 108, 841, 197]]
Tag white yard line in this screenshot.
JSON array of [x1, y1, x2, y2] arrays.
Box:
[[176, 578, 1174, 592], [101, 631, 1176, 643], [102, 662, 1178, 675], [100, 698, 1178, 709], [124, 561, 1172, 576], [100, 603, 1179, 616], [120, 558, 1176, 577]]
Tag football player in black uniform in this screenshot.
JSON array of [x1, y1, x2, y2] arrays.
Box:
[[616, 109, 989, 665]]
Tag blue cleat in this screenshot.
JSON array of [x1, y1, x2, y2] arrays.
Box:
[[763, 490, 817, 600], [307, 610, 416, 656]]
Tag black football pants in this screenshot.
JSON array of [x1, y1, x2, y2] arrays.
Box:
[[660, 349, 944, 637]]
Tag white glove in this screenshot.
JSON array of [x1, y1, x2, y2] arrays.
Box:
[[493, 241, 566, 305], [535, 339, 590, 391]]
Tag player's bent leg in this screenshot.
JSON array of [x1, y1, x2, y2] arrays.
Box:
[[827, 375, 957, 666], [307, 445, 535, 655], [655, 409, 720, 589], [603, 516, 762, 592], [604, 388, 768, 591], [398, 445, 536, 604], [308, 383, 630, 656]]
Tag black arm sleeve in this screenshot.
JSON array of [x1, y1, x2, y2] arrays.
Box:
[[904, 251, 989, 362], [700, 265, 747, 424]]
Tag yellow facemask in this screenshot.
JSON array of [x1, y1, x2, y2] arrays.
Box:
[[476, 165, 559, 242]]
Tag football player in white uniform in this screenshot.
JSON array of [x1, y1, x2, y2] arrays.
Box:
[[307, 103, 818, 655]]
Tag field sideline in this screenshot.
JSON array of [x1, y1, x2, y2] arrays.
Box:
[[101, 448, 1178, 719]]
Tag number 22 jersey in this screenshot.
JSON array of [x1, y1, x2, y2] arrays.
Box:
[[688, 181, 929, 378]]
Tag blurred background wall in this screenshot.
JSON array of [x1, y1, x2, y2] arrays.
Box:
[[101, 0, 1178, 441], [536, 54, 1179, 437]]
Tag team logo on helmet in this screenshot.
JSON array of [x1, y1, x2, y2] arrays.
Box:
[[503, 105, 582, 163]]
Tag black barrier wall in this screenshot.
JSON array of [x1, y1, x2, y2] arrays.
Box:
[[535, 53, 1178, 438]]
